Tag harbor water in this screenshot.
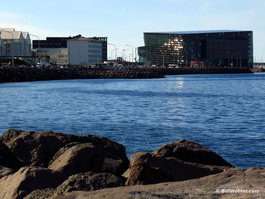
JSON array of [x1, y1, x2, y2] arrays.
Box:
[[0, 73, 265, 168]]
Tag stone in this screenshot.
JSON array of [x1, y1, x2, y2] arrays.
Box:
[[50, 167, 265, 199], [0, 139, 24, 170], [125, 152, 229, 185], [1, 129, 129, 174], [24, 188, 55, 199], [0, 166, 66, 199], [49, 142, 128, 176], [1, 129, 74, 167], [102, 154, 127, 176], [153, 139, 234, 167], [48, 142, 80, 165], [0, 165, 14, 178], [48, 143, 105, 176], [55, 171, 124, 195]]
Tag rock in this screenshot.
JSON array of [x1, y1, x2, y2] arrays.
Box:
[[1, 129, 73, 167], [48, 143, 105, 176], [102, 154, 127, 176], [50, 167, 265, 199], [125, 139, 234, 185], [0, 165, 14, 178], [0, 139, 24, 170], [1, 129, 129, 175], [0, 166, 66, 199], [24, 188, 55, 199], [49, 142, 127, 176], [126, 152, 229, 185], [55, 171, 124, 195], [1, 131, 263, 198], [48, 142, 80, 165], [153, 139, 234, 167]]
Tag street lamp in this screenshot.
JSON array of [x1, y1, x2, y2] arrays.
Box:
[[108, 43, 117, 60], [1, 29, 14, 67], [125, 44, 134, 63], [111, 48, 118, 60], [30, 34, 40, 66]]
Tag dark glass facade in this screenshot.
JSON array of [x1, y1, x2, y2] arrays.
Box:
[[138, 30, 253, 68]]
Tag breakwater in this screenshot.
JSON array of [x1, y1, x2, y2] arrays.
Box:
[[0, 67, 252, 83]]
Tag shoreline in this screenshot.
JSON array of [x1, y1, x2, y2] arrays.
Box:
[[0, 129, 264, 198], [0, 67, 253, 83]]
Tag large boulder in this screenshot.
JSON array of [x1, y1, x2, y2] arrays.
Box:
[[0, 166, 66, 199], [153, 139, 234, 167], [48, 143, 105, 176], [1, 129, 129, 175], [125, 139, 234, 185], [125, 152, 229, 185], [55, 171, 124, 195], [49, 142, 127, 176]]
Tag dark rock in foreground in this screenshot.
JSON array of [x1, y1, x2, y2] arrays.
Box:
[[153, 139, 234, 167], [1, 129, 129, 176], [0, 166, 66, 199], [0, 129, 264, 199]]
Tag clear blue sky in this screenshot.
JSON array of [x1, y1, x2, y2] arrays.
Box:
[[1, 0, 264, 61]]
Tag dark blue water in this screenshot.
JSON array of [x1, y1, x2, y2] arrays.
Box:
[[1, 73, 265, 168]]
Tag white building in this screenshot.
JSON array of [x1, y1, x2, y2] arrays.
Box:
[[0, 28, 31, 58], [67, 38, 102, 65]]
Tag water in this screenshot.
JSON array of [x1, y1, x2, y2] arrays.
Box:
[[1, 73, 265, 168]]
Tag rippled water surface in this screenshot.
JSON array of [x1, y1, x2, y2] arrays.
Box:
[[1, 73, 265, 168]]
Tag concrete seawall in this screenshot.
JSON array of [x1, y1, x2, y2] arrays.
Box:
[[0, 67, 253, 83]]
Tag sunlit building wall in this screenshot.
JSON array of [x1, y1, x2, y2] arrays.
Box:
[[67, 38, 102, 65]]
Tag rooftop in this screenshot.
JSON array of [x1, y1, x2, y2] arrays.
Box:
[[145, 30, 252, 35]]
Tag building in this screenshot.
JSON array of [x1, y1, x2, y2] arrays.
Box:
[[138, 30, 253, 68], [36, 48, 68, 64], [32, 35, 107, 65], [0, 28, 31, 58], [90, 37, 108, 62], [67, 38, 102, 65]]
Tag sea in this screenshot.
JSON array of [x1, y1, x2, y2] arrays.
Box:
[[0, 73, 265, 168]]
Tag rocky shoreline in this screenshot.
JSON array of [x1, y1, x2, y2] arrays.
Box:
[[0, 129, 264, 198], [0, 67, 253, 83]]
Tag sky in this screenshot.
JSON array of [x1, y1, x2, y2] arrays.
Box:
[[1, 0, 264, 61]]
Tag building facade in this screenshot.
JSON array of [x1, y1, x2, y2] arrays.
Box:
[[138, 30, 253, 68], [67, 38, 102, 65], [0, 28, 31, 58], [36, 48, 68, 64], [33, 35, 107, 65]]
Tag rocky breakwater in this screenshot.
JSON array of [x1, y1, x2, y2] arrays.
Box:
[[0, 67, 164, 83], [0, 129, 264, 199]]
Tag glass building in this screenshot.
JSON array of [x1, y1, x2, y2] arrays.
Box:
[[138, 30, 253, 68]]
